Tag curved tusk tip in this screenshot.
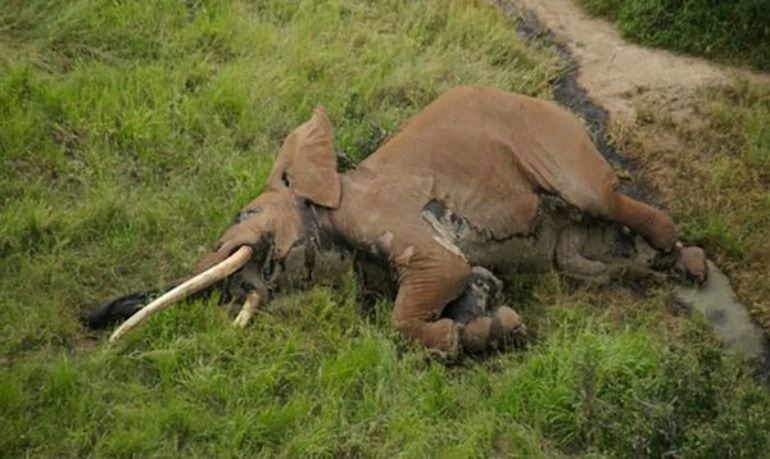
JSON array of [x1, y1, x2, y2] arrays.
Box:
[[106, 246, 255, 343], [233, 291, 261, 329]]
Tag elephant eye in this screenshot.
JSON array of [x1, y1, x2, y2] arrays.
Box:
[[233, 208, 263, 224], [281, 171, 291, 187]]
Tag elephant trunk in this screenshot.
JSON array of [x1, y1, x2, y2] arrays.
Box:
[[108, 245, 254, 343]]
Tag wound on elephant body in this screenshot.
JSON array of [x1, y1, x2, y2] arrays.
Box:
[[87, 86, 707, 359]]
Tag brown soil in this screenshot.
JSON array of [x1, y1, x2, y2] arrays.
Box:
[[506, 0, 769, 123]]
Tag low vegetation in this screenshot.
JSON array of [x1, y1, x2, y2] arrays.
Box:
[[578, 0, 770, 70], [2, 0, 769, 456], [4, 281, 770, 457], [616, 80, 770, 329]]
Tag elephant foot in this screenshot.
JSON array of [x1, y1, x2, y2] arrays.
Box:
[[439, 266, 527, 354], [493, 306, 526, 346], [674, 245, 708, 284], [461, 316, 493, 353], [461, 306, 526, 354], [429, 323, 461, 362], [394, 317, 461, 360]]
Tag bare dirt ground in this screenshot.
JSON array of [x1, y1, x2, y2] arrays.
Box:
[[507, 0, 769, 123]]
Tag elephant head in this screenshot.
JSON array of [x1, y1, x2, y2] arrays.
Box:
[[103, 108, 344, 341], [194, 106, 341, 273]]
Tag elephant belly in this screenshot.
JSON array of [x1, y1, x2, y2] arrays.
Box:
[[457, 231, 556, 274], [422, 197, 571, 275]]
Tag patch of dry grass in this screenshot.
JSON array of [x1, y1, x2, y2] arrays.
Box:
[[614, 81, 770, 328]]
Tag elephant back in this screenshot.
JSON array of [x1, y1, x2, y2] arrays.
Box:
[[360, 86, 618, 239]]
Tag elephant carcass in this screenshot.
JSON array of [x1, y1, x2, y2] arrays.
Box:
[[88, 86, 706, 358]]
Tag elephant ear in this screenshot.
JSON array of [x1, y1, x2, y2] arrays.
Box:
[[267, 106, 341, 208]]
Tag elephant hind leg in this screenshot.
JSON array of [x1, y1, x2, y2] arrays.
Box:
[[595, 191, 677, 251]]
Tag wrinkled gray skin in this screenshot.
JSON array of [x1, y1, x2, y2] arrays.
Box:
[[226, 194, 670, 326]]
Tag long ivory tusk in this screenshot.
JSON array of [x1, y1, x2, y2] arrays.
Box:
[[233, 290, 261, 328], [109, 245, 254, 343]]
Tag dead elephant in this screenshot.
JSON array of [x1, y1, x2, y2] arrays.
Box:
[[87, 86, 706, 358]]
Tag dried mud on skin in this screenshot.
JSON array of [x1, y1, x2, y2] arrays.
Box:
[[495, 0, 770, 377]]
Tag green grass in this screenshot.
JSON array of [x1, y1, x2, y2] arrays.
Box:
[[2, 0, 770, 456], [0, 0, 554, 355], [3, 280, 770, 457], [623, 81, 770, 330], [577, 0, 770, 70]]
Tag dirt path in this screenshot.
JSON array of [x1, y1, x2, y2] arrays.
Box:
[[505, 0, 768, 122]]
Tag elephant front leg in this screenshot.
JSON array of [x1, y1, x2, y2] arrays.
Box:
[[391, 247, 469, 359], [391, 246, 526, 358], [386, 228, 526, 358]]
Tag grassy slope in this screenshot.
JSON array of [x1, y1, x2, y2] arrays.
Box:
[[577, 0, 770, 70], [1, 0, 769, 456]]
